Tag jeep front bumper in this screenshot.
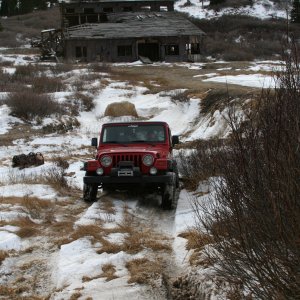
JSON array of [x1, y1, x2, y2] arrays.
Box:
[[83, 172, 175, 185]]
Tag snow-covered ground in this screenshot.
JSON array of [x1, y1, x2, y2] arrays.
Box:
[[0, 48, 281, 299], [175, 0, 289, 20]]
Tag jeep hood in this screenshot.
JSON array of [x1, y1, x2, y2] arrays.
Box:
[[98, 146, 170, 158]]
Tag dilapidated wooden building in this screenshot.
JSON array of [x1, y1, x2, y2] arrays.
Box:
[[58, 0, 205, 62]]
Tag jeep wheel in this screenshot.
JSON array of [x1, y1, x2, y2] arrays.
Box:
[[83, 183, 98, 202], [161, 183, 175, 210]]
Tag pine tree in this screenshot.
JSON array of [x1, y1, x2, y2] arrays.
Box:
[[291, 0, 300, 23], [34, 0, 48, 10], [0, 0, 18, 16], [19, 0, 35, 14], [209, 0, 226, 6]]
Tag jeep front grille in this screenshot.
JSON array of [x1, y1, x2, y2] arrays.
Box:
[[112, 154, 142, 167]]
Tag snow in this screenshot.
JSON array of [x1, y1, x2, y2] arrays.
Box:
[[0, 231, 22, 251], [0, 184, 58, 200], [203, 73, 277, 88], [0, 105, 22, 134], [0, 49, 287, 298], [175, 0, 289, 20]]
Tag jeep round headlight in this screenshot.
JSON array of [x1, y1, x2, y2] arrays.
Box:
[[142, 154, 154, 166], [100, 155, 112, 167]]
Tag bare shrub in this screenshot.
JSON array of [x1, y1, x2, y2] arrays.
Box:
[[104, 101, 138, 117], [5, 91, 63, 121], [44, 166, 70, 193], [52, 157, 70, 170], [178, 139, 223, 190], [73, 92, 95, 112], [49, 63, 74, 75], [13, 64, 37, 79], [194, 45, 300, 298], [32, 76, 65, 93], [201, 90, 229, 114], [89, 63, 111, 73], [190, 15, 300, 60], [161, 90, 190, 103]]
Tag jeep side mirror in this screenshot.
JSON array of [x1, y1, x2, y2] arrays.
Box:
[[91, 138, 98, 147], [172, 135, 179, 145]]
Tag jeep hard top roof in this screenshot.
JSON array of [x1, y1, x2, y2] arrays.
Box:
[[102, 121, 169, 127]]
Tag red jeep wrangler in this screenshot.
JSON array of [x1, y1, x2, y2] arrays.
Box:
[[82, 121, 179, 209]]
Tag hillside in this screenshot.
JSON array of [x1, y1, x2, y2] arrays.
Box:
[[0, 1, 299, 299]]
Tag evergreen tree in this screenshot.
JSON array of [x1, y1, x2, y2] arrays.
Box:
[[34, 0, 48, 10], [209, 0, 226, 6], [0, 0, 18, 16], [291, 0, 300, 23], [19, 0, 35, 14]]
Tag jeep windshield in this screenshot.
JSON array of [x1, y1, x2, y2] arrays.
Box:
[[101, 124, 166, 144]]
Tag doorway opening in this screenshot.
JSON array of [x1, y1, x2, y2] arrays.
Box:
[[138, 43, 159, 61]]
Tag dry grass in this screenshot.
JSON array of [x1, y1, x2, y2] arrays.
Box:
[[0, 285, 44, 299], [99, 198, 116, 215], [104, 101, 138, 117], [14, 217, 40, 238], [0, 251, 8, 265], [71, 225, 103, 242], [97, 213, 171, 255], [21, 196, 53, 220], [178, 229, 213, 266], [69, 292, 82, 300], [178, 229, 213, 251], [101, 263, 118, 281], [125, 258, 162, 284]]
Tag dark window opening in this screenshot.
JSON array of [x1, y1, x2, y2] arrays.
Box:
[[118, 45, 132, 56], [80, 16, 87, 24], [67, 16, 79, 26], [66, 8, 75, 13], [103, 7, 113, 12], [84, 8, 94, 14], [165, 45, 179, 55], [76, 46, 87, 58], [87, 15, 98, 22], [123, 6, 133, 12], [186, 43, 200, 54], [100, 13, 108, 22]]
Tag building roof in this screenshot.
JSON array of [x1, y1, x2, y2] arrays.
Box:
[[59, 0, 173, 3], [64, 12, 205, 40]]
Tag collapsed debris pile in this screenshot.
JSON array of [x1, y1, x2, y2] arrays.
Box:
[[12, 152, 44, 168]]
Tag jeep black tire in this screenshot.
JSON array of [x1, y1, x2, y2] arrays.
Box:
[[83, 183, 98, 202], [161, 182, 176, 210]]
